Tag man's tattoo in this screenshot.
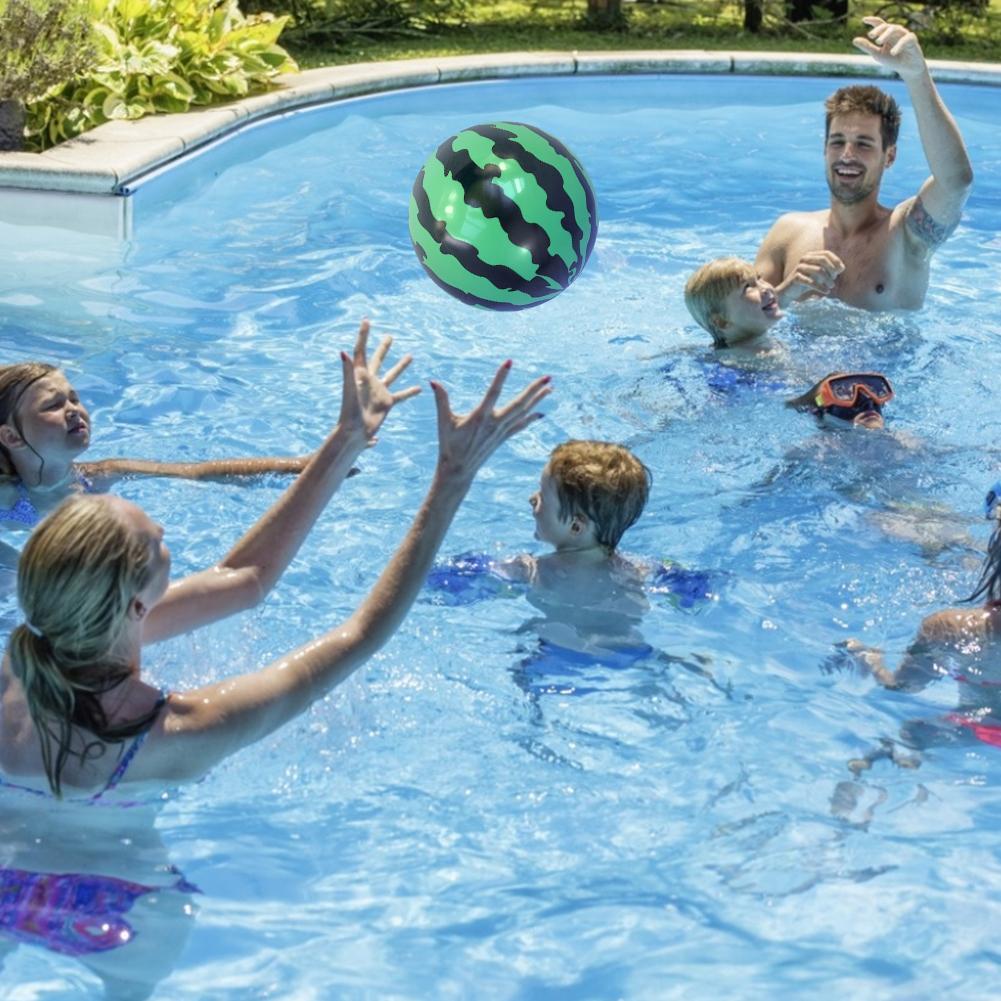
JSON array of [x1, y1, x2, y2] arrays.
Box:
[[906, 196, 957, 248]]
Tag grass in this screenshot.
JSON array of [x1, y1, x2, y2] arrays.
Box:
[[287, 0, 1001, 69]]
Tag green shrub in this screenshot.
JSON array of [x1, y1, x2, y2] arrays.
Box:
[[26, 0, 298, 151]]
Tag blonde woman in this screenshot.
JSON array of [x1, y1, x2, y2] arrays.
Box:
[[0, 324, 550, 799]]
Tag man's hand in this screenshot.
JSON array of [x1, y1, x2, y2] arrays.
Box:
[[853, 16, 927, 82]]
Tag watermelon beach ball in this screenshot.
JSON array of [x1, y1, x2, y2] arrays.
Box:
[[408, 122, 598, 311]]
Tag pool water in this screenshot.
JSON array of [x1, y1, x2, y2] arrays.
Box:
[[3, 73, 1001, 998]]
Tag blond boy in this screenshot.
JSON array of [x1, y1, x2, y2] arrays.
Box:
[[684, 253, 843, 349]]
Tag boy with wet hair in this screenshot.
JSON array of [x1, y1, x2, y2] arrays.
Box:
[[684, 253, 842, 349], [534, 440, 651, 554], [501, 439, 655, 665]]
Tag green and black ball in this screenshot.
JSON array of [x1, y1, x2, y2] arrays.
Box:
[[409, 122, 598, 311]]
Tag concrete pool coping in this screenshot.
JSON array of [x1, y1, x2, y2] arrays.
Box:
[[2, 49, 999, 237]]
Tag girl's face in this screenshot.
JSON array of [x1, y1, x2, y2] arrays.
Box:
[[6, 371, 91, 462]]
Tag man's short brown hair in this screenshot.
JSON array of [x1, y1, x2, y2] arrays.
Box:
[[548, 440, 651, 552], [824, 85, 902, 150]]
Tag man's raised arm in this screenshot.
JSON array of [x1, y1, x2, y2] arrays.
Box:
[[854, 16, 973, 252]]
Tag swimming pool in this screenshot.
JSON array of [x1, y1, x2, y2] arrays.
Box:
[[3, 71, 1001, 998]]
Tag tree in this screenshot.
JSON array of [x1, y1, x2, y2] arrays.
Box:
[[585, 0, 626, 30], [786, 0, 848, 21], [744, 0, 763, 31]]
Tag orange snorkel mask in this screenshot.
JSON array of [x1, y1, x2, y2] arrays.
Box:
[[813, 372, 894, 410], [812, 372, 893, 422]]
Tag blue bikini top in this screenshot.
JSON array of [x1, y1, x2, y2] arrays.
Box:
[[0, 470, 97, 528]]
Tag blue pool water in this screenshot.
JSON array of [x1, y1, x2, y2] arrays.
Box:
[[3, 72, 1001, 998]]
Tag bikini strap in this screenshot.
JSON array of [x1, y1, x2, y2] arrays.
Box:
[[93, 689, 168, 800], [74, 466, 97, 494]]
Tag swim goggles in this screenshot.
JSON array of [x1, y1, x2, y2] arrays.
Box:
[[813, 373, 894, 411], [985, 480, 1001, 520]]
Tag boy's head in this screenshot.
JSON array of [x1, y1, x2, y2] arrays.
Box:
[[684, 257, 781, 348], [532, 440, 651, 553], [785, 371, 892, 431]]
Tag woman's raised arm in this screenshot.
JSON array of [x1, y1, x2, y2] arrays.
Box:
[[139, 362, 551, 781], [142, 320, 419, 644]]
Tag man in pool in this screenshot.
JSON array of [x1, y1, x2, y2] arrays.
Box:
[[755, 16, 973, 310]]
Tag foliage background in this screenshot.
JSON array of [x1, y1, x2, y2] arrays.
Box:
[[274, 0, 1001, 66], [3, 0, 999, 151]]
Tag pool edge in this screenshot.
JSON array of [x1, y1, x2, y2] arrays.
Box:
[[2, 49, 999, 238]]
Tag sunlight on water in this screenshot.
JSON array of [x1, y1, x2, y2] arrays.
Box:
[[2, 74, 1001, 999]]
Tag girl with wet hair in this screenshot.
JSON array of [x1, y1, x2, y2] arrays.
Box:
[[839, 483, 1001, 761], [0, 357, 315, 536]]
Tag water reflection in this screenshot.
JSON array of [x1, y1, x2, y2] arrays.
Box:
[[0, 799, 197, 1000]]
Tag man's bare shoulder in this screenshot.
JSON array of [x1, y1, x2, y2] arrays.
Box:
[[768, 209, 828, 231]]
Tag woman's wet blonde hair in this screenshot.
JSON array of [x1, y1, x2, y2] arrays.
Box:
[[0, 362, 57, 482], [547, 440, 651, 552], [9, 494, 159, 797]]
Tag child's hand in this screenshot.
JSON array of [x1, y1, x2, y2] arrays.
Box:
[[338, 318, 421, 445], [785, 250, 844, 300], [821, 638, 877, 676]]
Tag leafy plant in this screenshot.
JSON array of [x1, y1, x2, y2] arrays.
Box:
[[25, 0, 298, 151], [0, 0, 94, 150]]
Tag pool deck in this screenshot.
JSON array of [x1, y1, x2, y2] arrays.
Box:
[[2, 49, 999, 237]]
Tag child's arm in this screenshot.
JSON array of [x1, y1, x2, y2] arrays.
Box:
[[843, 613, 954, 692], [774, 250, 844, 307], [80, 454, 312, 489], [497, 553, 536, 584]]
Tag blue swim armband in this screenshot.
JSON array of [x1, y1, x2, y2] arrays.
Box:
[[650, 561, 719, 609], [703, 360, 788, 395], [424, 551, 519, 606]]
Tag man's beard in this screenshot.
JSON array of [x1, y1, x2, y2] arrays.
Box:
[[827, 170, 878, 205]]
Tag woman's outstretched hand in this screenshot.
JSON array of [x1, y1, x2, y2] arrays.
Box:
[[431, 361, 552, 482], [338, 318, 421, 444]]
